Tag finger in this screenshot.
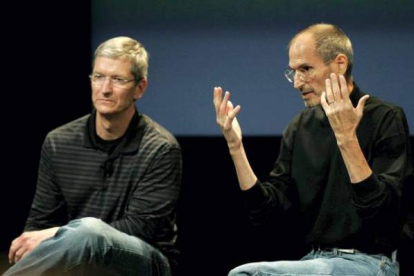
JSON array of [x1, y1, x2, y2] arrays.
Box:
[[356, 95, 370, 118], [227, 100, 234, 111], [213, 87, 223, 113], [14, 248, 25, 263], [8, 247, 15, 264], [227, 106, 241, 130], [228, 104, 241, 121], [339, 75, 349, 100], [330, 73, 342, 101], [325, 78, 334, 104], [220, 90, 230, 116], [213, 87, 223, 114], [224, 101, 240, 129], [8, 237, 21, 263], [320, 91, 329, 111]]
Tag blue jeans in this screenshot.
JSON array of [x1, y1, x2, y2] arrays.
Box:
[[4, 217, 171, 276], [228, 249, 399, 276]]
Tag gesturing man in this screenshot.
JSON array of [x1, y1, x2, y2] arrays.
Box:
[[214, 24, 412, 275]]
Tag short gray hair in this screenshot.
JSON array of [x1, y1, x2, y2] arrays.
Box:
[[289, 24, 354, 81], [94, 36, 149, 81]]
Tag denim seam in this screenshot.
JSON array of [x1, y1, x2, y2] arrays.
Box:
[[103, 245, 170, 267], [253, 271, 362, 276], [65, 245, 169, 272], [337, 255, 366, 276]]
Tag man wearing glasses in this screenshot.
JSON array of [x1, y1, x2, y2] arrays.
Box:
[[214, 23, 412, 275], [5, 37, 182, 276]]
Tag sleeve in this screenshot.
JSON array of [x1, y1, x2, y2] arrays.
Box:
[[242, 116, 299, 226], [110, 146, 182, 244], [351, 107, 413, 219], [25, 136, 68, 231]]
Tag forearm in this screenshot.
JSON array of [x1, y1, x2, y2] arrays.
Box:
[[25, 192, 67, 231], [229, 143, 258, 191], [26, 139, 68, 231], [337, 134, 372, 184]]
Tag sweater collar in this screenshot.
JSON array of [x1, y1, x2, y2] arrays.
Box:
[[84, 109, 145, 154]]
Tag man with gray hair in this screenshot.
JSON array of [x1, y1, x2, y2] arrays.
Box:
[[214, 23, 412, 275], [5, 37, 182, 276]]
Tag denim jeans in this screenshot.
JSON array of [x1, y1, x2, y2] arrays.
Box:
[[228, 249, 399, 276], [4, 217, 171, 276]]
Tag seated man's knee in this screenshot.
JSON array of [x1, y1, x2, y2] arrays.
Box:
[[69, 217, 107, 231], [59, 218, 114, 251]]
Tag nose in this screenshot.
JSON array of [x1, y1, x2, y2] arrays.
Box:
[[293, 74, 305, 90], [100, 77, 113, 94]]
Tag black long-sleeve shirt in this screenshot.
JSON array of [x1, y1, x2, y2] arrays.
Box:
[[244, 84, 413, 255], [25, 110, 182, 254]]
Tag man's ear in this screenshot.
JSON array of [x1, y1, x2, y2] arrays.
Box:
[[134, 78, 148, 100], [334, 54, 348, 75]]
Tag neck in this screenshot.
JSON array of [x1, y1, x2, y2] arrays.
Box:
[[95, 107, 135, 140]]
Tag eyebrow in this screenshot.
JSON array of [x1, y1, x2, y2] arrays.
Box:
[[92, 71, 129, 78], [288, 62, 313, 70]]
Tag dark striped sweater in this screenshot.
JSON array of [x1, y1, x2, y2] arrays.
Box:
[[25, 111, 182, 253]]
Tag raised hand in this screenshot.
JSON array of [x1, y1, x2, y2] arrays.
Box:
[[213, 86, 243, 151], [321, 74, 369, 145]]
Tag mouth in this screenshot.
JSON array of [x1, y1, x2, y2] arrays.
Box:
[[301, 91, 314, 99], [97, 99, 114, 103]]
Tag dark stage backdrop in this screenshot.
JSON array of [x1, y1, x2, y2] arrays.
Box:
[[2, 1, 413, 276], [1, 1, 92, 273], [91, 0, 414, 136]]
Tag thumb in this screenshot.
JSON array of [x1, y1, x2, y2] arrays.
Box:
[[356, 95, 369, 118]]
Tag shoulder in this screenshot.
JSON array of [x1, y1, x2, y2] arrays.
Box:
[[44, 114, 90, 148], [352, 88, 410, 145], [352, 84, 406, 123], [283, 112, 301, 133], [363, 96, 409, 134], [365, 96, 406, 119], [140, 114, 181, 152]]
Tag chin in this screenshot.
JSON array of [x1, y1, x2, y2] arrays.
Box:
[[304, 95, 322, 108], [95, 106, 115, 115], [304, 100, 321, 108]]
